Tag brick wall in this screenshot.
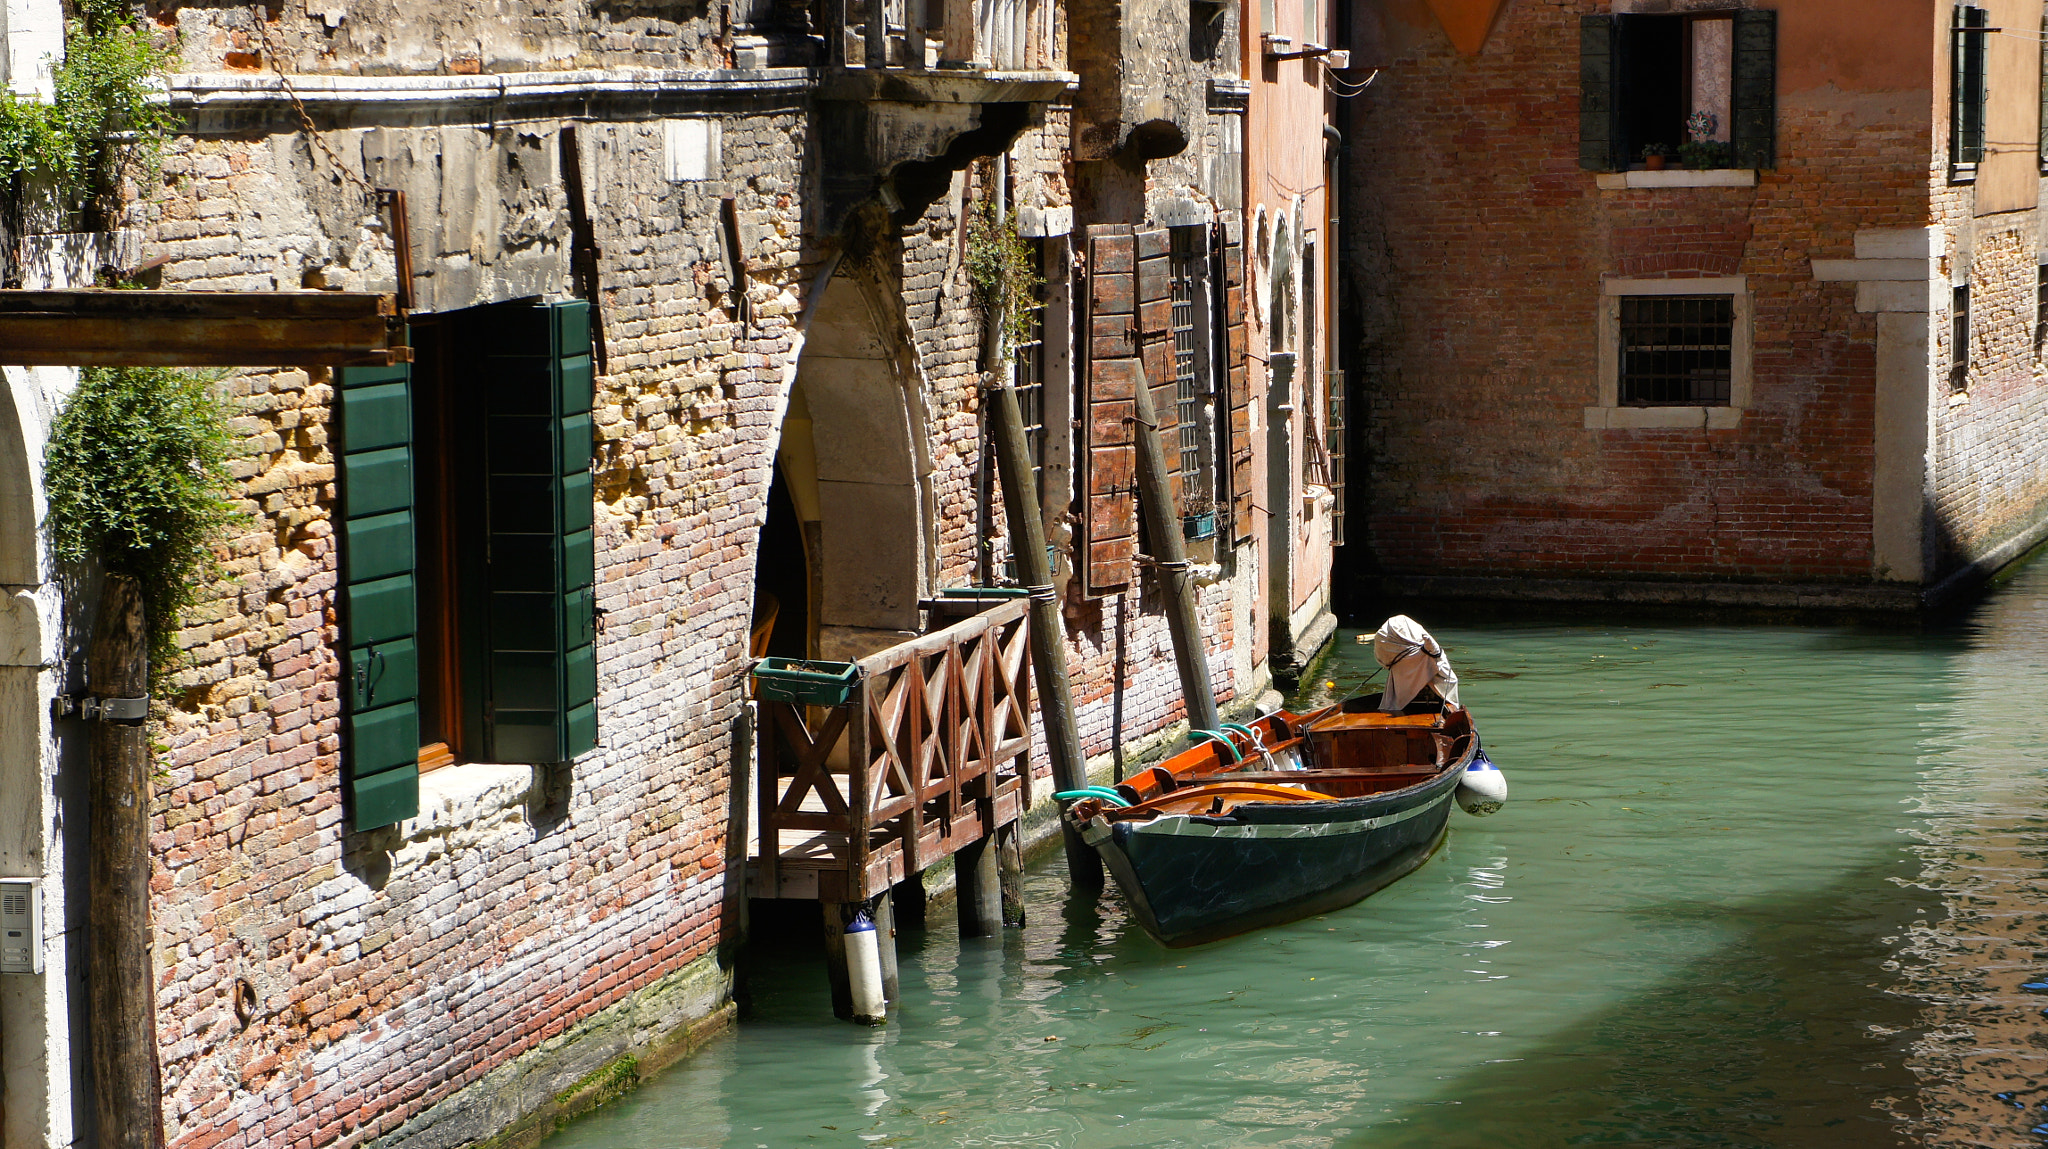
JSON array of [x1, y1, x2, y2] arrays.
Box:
[[131, 59, 1268, 1146], [1350, 0, 1930, 587]]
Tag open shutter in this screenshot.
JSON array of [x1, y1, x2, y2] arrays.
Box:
[[1219, 228, 1253, 546], [478, 299, 599, 763], [1578, 15, 1621, 172], [1077, 225, 1139, 597], [1953, 6, 1988, 167], [337, 363, 421, 832], [1730, 9, 1777, 171], [1134, 228, 1177, 517]]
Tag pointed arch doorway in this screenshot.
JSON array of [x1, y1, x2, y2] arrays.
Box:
[[751, 272, 931, 668]]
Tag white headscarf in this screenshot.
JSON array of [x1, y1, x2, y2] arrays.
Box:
[[1371, 615, 1460, 711]]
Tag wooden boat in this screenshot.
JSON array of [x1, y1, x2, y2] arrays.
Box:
[[1061, 698, 1482, 948]]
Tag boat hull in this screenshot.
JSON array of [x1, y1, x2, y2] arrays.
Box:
[[1090, 770, 1462, 947]]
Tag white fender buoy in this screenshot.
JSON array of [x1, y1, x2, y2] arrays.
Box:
[[846, 910, 888, 1025], [1456, 747, 1508, 816]]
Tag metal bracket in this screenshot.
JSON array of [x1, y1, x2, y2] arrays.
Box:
[[54, 694, 149, 724]]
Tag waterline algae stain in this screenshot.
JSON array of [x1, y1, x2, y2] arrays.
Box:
[[544, 566, 2048, 1148]]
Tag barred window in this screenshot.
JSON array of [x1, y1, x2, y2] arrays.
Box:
[[1010, 239, 1049, 504], [1170, 229, 1203, 485], [1618, 295, 1733, 406]]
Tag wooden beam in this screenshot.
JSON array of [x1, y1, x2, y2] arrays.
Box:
[[0, 289, 407, 367]]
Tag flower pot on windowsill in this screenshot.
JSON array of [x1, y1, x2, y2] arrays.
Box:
[[1182, 512, 1218, 540], [1644, 154, 1667, 171]]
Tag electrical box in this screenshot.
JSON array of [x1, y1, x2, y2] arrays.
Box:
[[1, 878, 44, 975]]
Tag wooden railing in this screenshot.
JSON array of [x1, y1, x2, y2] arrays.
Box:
[[755, 597, 1035, 903], [823, 0, 1036, 71]]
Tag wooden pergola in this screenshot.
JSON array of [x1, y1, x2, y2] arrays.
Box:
[[0, 289, 408, 367]]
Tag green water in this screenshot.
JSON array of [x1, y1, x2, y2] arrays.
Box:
[[547, 563, 2048, 1148]]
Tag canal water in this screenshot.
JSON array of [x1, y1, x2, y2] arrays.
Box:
[[546, 560, 2048, 1149]]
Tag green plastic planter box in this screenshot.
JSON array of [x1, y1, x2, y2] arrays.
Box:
[[750, 657, 862, 706]]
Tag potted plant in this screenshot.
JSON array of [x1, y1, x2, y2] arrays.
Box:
[[1182, 495, 1218, 540], [1640, 143, 1671, 171], [1677, 112, 1731, 171]]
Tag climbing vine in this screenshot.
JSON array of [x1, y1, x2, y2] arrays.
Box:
[[0, 0, 177, 228], [965, 195, 1042, 365], [43, 366, 239, 689]]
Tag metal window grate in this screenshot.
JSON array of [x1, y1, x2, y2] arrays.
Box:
[[1952, 283, 1970, 390], [1170, 229, 1202, 486], [1618, 295, 1733, 405], [1010, 239, 1049, 503]]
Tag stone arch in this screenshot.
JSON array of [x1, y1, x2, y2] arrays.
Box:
[[758, 268, 933, 663]]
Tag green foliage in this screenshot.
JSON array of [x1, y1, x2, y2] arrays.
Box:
[[1677, 139, 1733, 171], [43, 367, 239, 687], [0, 1, 176, 225], [965, 197, 1042, 364]]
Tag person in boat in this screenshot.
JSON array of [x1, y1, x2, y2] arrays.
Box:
[[1369, 615, 1460, 712]]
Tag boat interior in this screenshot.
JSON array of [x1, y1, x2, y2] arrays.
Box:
[[1082, 699, 1476, 821]]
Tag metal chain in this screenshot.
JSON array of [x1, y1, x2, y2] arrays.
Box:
[[247, 7, 380, 205]]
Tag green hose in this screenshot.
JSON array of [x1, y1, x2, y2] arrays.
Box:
[[1187, 729, 1243, 762], [1054, 787, 1131, 807]]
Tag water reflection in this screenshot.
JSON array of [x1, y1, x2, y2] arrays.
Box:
[[545, 564, 2048, 1149]]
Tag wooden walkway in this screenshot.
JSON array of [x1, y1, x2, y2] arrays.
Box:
[[749, 596, 1035, 906]]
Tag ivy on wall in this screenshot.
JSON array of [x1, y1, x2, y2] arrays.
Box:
[[0, 0, 176, 229], [43, 366, 238, 690], [965, 196, 1042, 367]]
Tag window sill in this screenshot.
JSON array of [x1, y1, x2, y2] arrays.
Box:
[[399, 762, 537, 837], [1594, 169, 1758, 190], [1584, 405, 1743, 430]]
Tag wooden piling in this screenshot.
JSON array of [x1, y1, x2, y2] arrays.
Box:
[[87, 575, 165, 1149], [1129, 365, 1221, 734], [986, 374, 1103, 888], [955, 837, 1003, 939], [873, 892, 900, 1002], [997, 822, 1025, 928], [821, 901, 854, 1020]]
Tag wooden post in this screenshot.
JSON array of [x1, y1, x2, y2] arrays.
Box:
[[1130, 365, 1222, 735], [87, 575, 165, 1149], [987, 375, 1103, 888], [997, 822, 1025, 927], [954, 837, 1002, 939], [873, 891, 900, 1002], [821, 900, 854, 1019]]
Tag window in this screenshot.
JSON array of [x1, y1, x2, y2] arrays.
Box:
[[1168, 226, 1216, 524], [1589, 277, 1752, 429], [1619, 295, 1733, 406], [1953, 5, 1989, 174], [335, 298, 599, 832], [1952, 283, 1971, 389], [1011, 238, 1049, 508], [1579, 10, 1775, 173]]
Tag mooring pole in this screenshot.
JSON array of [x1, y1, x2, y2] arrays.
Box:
[[1129, 365, 1221, 735], [87, 574, 165, 1149], [987, 374, 1103, 889]]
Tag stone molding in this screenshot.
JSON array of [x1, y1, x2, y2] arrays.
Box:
[[1593, 169, 1758, 190]]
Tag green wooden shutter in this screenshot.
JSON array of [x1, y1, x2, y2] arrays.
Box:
[[478, 299, 598, 763], [336, 363, 422, 832], [1579, 15, 1621, 172], [1954, 6, 1988, 167], [1731, 10, 1777, 171]]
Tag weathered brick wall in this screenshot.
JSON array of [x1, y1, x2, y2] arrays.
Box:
[[1350, 0, 1929, 585], [132, 60, 1260, 1144], [1928, 206, 2048, 570]]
